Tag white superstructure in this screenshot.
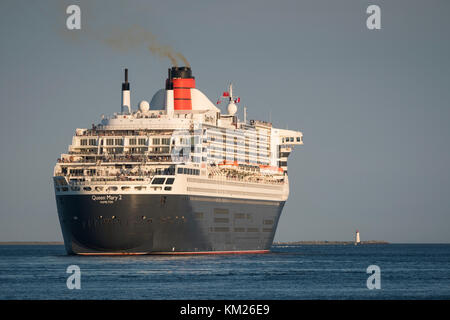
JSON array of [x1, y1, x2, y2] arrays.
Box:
[[53, 67, 303, 202]]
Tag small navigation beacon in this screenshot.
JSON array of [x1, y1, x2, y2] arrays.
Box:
[[355, 229, 361, 245]]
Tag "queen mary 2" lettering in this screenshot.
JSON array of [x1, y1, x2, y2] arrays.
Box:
[[91, 195, 122, 204]]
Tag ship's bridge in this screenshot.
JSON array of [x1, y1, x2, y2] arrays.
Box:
[[274, 129, 303, 146]]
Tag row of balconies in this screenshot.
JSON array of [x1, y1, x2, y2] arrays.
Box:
[[75, 136, 172, 147]]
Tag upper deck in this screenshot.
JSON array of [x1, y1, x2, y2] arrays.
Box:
[[54, 66, 303, 187]]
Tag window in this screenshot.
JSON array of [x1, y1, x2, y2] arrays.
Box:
[[138, 138, 146, 145], [152, 178, 166, 185], [153, 138, 160, 145], [80, 139, 87, 146], [106, 139, 114, 146], [115, 138, 123, 145], [129, 138, 137, 145], [214, 227, 229, 232], [89, 139, 97, 146], [166, 178, 175, 185], [177, 167, 200, 175], [214, 208, 229, 215], [161, 138, 170, 145], [111, 147, 123, 154], [296, 137, 301, 142], [194, 212, 204, 219], [69, 169, 83, 176]]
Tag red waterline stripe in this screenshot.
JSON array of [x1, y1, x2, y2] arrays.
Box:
[[150, 250, 270, 255], [77, 250, 270, 256], [77, 252, 149, 256]]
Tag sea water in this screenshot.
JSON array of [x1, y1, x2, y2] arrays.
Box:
[[0, 244, 449, 299]]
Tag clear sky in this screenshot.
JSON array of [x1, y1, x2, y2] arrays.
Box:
[[0, 0, 449, 243]]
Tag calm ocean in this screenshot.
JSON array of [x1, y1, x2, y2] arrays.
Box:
[[0, 244, 449, 300]]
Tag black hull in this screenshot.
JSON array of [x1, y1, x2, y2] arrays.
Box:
[[55, 194, 285, 255]]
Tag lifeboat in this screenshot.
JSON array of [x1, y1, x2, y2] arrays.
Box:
[[259, 165, 284, 175]]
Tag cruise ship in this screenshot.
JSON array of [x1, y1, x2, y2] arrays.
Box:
[[53, 66, 303, 255]]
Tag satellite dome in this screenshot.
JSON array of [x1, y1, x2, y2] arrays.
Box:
[[139, 100, 150, 112], [227, 103, 237, 115]]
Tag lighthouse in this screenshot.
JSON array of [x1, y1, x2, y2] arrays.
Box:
[[355, 229, 361, 245]]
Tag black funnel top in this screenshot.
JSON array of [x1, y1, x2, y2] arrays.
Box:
[[122, 68, 130, 90], [169, 66, 193, 79]]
